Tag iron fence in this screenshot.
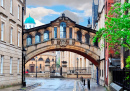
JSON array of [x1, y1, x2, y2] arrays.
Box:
[[113, 68, 130, 90], [67, 67, 91, 74]]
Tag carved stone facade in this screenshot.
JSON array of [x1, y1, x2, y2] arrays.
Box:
[[23, 14, 100, 67]]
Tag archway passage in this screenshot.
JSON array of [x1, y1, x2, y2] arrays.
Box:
[[23, 14, 100, 67], [25, 39, 100, 66]]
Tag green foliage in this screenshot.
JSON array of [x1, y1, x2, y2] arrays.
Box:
[[56, 58, 60, 68], [126, 56, 130, 68], [93, 1, 130, 50], [93, 0, 130, 82]]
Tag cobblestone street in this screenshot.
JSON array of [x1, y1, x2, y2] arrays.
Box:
[[0, 78, 107, 91]]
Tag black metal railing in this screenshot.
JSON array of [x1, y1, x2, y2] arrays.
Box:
[[67, 67, 91, 74], [113, 68, 130, 90]]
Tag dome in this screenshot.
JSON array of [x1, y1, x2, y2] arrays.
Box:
[[24, 14, 36, 24]]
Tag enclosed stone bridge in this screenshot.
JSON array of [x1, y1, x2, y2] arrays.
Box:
[[23, 14, 100, 66]]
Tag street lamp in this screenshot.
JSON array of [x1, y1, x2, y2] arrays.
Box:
[[22, 48, 26, 87], [77, 58, 79, 78], [35, 56, 38, 78]]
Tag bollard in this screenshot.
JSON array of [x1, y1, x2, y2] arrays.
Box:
[[87, 79, 90, 90], [83, 79, 85, 86], [80, 76, 83, 82]]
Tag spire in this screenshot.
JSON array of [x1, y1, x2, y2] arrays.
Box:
[[62, 13, 65, 17]]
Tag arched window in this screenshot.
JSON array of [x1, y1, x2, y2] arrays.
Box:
[[31, 58, 35, 61], [27, 35, 32, 45], [54, 27, 57, 38], [85, 33, 90, 44], [38, 58, 43, 61], [60, 22, 66, 38], [35, 32, 41, 44], [77, 31, 82, 42], [44, 30, 49, 41], [45, 58, 50, 63], [69, 28, 72, 39]]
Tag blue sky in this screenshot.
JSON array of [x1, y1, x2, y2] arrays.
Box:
[[26, 0, 96, 27]]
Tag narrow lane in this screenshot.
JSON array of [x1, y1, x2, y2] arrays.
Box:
[[27, 78, 76, 91]]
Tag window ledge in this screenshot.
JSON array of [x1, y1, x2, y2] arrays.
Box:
[[1, 6, 5, 9], [10, 13, 14, 16], [17, 74, 20, 75], [0, 74, 5, 76], [18, 19, 20, 21], [10, 74, 13, 75]]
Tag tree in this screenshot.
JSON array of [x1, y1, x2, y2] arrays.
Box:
[[56, 58, 60, 68], [93, 1, 130, 69]]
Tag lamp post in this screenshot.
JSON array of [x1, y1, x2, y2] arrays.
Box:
[[22, 48, 26, 87], [77, 58, 79, 78], [22, 6, 25, 87], [35, 56, 38, 78]]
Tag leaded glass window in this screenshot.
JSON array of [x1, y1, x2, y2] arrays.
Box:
[[77, 31, 82, 42], [35, 32, 41, 44], [44, 30, 49, 41], [60, 22, 66, 38], [85, 33, 90, 44], [69, 28, 72, 39], [54, 27, 57, 38], [27, 35, 32, 45]]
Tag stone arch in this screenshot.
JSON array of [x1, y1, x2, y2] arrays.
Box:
[[25, 39, 100, 67]]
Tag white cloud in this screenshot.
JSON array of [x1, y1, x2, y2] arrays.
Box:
[[35, 20, 44, 27], [63, 10, 83, 24], [25, 7, 60, 21], [26, 0, 98, 17]]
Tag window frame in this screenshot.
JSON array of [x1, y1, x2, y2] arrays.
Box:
[[35, 32, 41, 44], [18, 5, 20, 20], [1, 22, 4, 41], [27, 35, 32, 46], [10, 0, 13, 14], [17, 58, 20, 74], [69, 28, 72, 39], [10, 27, 13, 44], [1, 0, 4, 7], [1, 55, 4, 74], [10, 57, 12, 74]]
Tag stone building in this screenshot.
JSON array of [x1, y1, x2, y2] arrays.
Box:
[[25, 52, 56, 73], [0, 0, 26, 87], [24, 15, 56, 75]]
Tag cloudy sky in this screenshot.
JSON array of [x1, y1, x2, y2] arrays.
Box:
[[25, 0, 98, 27]]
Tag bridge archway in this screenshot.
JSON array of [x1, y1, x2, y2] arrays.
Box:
[[23, 14, 100, 67]]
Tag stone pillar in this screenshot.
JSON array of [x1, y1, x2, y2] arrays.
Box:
[[66, 27, 69, 38], [82, 35, 85, 43], [62, 61, 67, 78], [32, 36, 35, 44], [49, 31, 52, 39], [45, 61, 50, 78], [52, 27, 54, 38], [57, 27, 60, 38], [82, 57, 84, 67], [41, 34, 44, 42], [72, 27, 75, 39]]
